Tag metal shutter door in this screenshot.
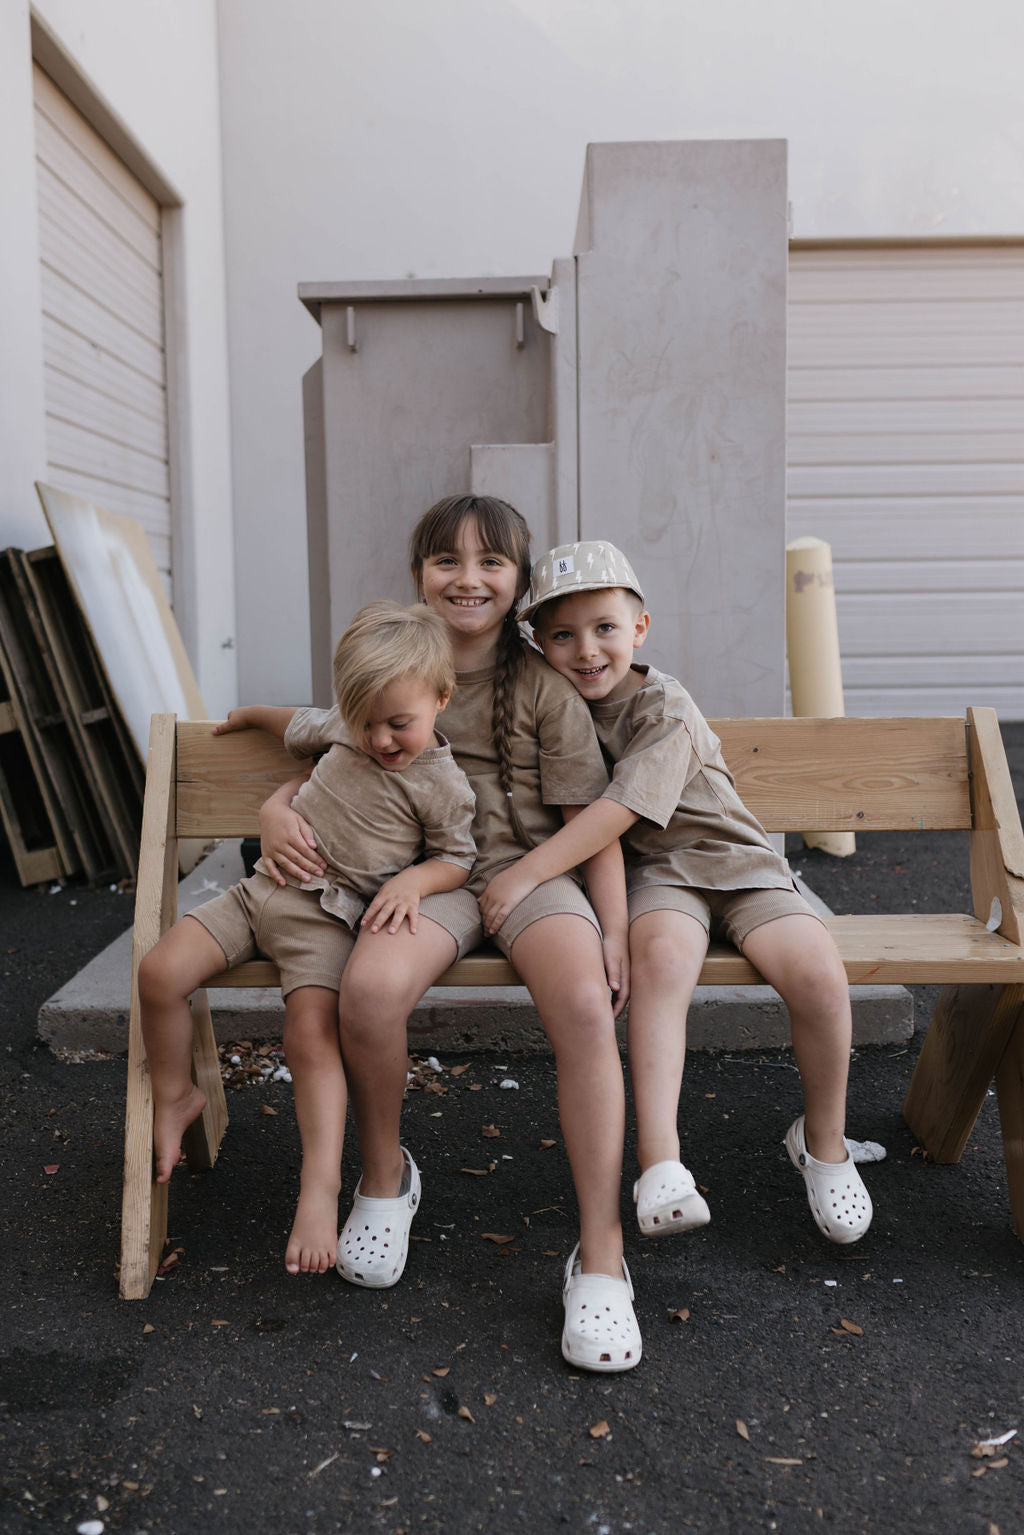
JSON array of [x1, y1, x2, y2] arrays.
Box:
[[33, 64, 172, 590], [787, 244, 1024, 719]]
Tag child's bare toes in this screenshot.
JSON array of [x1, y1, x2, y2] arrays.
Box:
[[152, 1086, 206, 1183], [286, 1188, 339, 1275]]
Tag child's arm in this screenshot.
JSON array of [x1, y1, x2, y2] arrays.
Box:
[[571, 813, 630, 1019], [213, 704, 298, 739], [477, 797, 638, 935], [258, 776, 325, 886], [361, 859, 469, 937]]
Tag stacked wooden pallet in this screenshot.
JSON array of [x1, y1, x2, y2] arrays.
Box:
[[0, 545, 143, 885]]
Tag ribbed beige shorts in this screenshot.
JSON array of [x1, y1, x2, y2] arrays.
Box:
[[188, 872, 356, 998], [627, 882, 822, 950], [419, 875, 601, 963], [417, 887, 484, 959], [493, 873, 602, 957]]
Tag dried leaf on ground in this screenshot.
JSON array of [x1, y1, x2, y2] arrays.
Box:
[[668, 1307, 690, 1323], [589, 1419, 611, 1439], [431, 1366, 450, 1377], [460, 1167, 489, 1176], [458, 1405, 476, 1423], [450, 1064, 470, 1076], [416, 1429, 432, 1443], [481, 1124, 501, 1138], [539, 1139, 556, 1150], [839, 1318, 863, 1335], [482, 1232, 515, 1244], [764, 1457, 803, 1466], [484, 1392, 498, 1406], [260, 1104, 277, 1116], [736, 1419, 750, 1442]]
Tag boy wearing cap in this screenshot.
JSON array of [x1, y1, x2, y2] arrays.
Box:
[[478, 541, 873, 1248]]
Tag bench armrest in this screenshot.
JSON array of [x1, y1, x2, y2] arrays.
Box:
[[968, 706, 1024, 948]]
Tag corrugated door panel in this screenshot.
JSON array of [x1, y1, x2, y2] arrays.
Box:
[[33, 65, 171, 587], [788, 245, 1024, 719]]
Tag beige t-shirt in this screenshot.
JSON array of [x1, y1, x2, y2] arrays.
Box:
[[591, 667, 793, 893], [254, 708, 476, 929], [441, 644, 609, 892]]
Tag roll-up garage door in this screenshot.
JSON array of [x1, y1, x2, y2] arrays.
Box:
[[33, 64, 172, 591], [787, 244, 1024, 720]]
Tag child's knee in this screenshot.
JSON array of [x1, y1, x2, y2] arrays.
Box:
[[633, 926, 704, 990]]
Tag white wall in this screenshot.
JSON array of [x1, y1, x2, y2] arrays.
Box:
[[0, 0, 237, 714], [217, 0, 1024, 703]]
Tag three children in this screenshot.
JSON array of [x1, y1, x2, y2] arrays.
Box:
[[144, 511, 873, 1374]]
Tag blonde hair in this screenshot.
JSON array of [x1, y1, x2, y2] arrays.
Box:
[[333, 601, 454, 738], [410, 495, 535, 847]]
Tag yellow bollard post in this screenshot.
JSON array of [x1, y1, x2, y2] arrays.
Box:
[[785, 536, 856, 857]]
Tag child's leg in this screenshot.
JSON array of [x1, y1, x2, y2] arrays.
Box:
[[739, 914, 852, 1163], [281, 984, 348, 1275], [337, 918, 458, 1198], [508, 914, 625, 1277], [627, 908, 709, 1172], [137, 915, 230, 1182]]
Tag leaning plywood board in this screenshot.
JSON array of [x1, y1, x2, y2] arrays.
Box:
[[35, 483, 208, 874]]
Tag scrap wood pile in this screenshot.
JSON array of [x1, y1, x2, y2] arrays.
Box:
[[0, 544, 143, 886]]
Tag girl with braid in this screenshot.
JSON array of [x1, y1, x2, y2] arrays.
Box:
[[259, 496, 643, 1372]]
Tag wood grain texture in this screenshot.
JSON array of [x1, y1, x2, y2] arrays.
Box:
[[903, 983, 1024, 1162], [968, 706, 1024, 946], [182, 991, 229, 1171], [120, 715, 177, 1299]]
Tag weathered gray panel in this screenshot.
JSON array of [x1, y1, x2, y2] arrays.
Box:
[[574, 140, 789, 716]]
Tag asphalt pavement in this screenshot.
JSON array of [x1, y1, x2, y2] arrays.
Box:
[[2, 723, 1023, 1535]]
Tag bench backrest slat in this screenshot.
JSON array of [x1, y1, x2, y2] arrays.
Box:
[[172, 714, 973, 839]]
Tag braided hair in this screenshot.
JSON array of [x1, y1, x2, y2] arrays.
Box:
[[410, 495, 535, 848]]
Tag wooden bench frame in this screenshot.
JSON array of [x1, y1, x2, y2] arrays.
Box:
[[120, 709, 1024, 1298]]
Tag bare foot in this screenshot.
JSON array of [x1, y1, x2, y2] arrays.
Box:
[[286, 1185, 340, 1274], [153, 1084, 206, 1183]]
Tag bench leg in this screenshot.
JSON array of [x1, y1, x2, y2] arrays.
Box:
[[181, 988, 229, 1171], [120, 986, 167, 1300], [994, 1001, 1024, 1241], [902, 983, 1024, 1163]]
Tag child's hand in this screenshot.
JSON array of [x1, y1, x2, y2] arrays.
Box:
[[259, 792, 323, 886], [478, 866, 539, 935], [212, 708, 254, 735], [603, 935, 630, 1020], [362, 870, 424, 935]]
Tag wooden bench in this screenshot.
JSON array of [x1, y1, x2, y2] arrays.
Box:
[[120, 709, 1024, 1299]]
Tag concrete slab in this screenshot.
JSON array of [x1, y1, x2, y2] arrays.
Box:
[[38, 842, 913, 1058]]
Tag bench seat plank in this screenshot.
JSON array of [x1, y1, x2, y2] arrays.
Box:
[[206, 912, 1024, 994]]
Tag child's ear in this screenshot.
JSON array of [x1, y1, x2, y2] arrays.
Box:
[[633, 611, 651, 648], [436, 691, 452, 713]]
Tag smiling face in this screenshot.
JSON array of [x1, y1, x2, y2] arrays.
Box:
[[358, 675, 450, 771], [418, 517, 524, 659], [532, 587, 650, 703]]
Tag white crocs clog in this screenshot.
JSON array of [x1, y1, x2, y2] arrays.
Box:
[[634, 1159, 711, 1237], [785, 1116, 873, 1244], [561, 1242, 643, 1373], [336, 1146, 420, 1287]]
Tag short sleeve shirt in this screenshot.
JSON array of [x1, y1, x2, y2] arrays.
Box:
[[254, 707, 477, 928], [590, 667, 793, 893], [440, 644, 609, 892]]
